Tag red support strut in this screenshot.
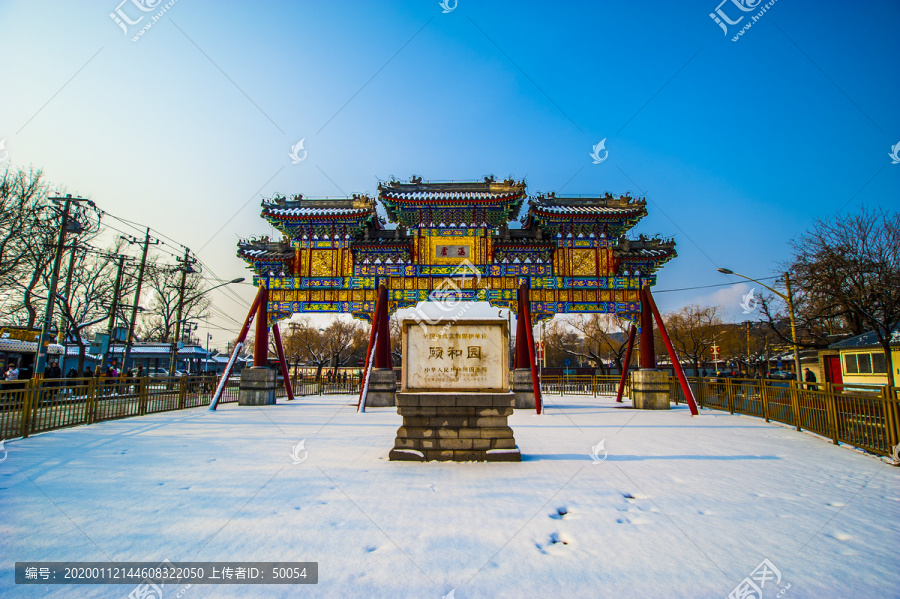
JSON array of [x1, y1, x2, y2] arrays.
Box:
[[358, 284, 388, 412], [209, 287, 264, 411], [272, 324, 295, 401], [642, 286, 699, 416]]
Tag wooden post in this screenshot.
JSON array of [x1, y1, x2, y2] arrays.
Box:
[[759, 378, 770, 422], [615, 324, 637, 403]]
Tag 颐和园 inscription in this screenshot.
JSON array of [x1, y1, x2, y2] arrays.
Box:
[[402, 321, 508, 392]]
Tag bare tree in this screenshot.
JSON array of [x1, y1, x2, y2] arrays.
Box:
[[0, 166, 51, 282], [784, 207, 900, 382], [663, 305, 723, 376], [54, 246, 123, 372], [542, 319, 587, 368], [567, 314, 634, 373], [281, 317, 365, 379], [139, 255, 210, 342]]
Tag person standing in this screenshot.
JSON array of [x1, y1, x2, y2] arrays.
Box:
[[6, 362, 19, 381]]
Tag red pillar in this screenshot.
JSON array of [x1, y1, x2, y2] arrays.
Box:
[[372, 284, 391, 369], [615, 323, 637, 403], [639, 286, 656, 369], [520, 284, 542, 414], [253, 286, 269, 367], [514, 286, 529, 369]]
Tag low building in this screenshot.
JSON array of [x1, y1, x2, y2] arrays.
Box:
[[828, 325, 899, 387]]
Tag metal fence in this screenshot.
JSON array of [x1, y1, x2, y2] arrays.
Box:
[[0, 374, 334, 441], [670, 377, 899, 458], [5, 374, 896, 459], [539, 375, 625, 397]]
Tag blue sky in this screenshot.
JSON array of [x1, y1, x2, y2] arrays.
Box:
[[1, 0, 898, 345]]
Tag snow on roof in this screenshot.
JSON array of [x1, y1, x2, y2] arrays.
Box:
[[397, 301, 507, 323], [829, 324, 900, 350]]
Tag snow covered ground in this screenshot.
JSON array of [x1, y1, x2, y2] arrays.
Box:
[[1, 393, 898, 598]]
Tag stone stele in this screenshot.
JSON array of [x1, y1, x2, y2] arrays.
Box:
[[390, 313, 520, 462]]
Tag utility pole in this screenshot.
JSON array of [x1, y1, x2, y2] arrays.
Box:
[[121, 228, 158, 373], [784, 271, 803, 381], [101, 255, 127, 371], [34, 195, 92, 378], [170, 247, 195, 375], [746, 321, 751, 376]]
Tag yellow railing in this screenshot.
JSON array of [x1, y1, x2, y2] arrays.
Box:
[[5, 375, 896, 459], [0, 373, 340, 441], [539, 375, 627, 397], [672, 377, 899, 458]]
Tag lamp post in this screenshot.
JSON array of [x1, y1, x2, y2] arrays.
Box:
[[717, 268, 802, 381], [168, 277, 245, 375], [205, 332, 212, 373]]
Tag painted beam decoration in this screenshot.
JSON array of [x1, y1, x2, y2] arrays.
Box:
[[236, 176, 676, 324]]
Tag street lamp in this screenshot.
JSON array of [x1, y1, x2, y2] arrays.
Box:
[[169, 277, 245, 375], [717, 268, 802, 381]]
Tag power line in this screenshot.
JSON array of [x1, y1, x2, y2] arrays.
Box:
[[654, 276, 780, 294]]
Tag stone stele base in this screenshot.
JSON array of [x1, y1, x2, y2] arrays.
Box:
[[511, 368, 536, 409], [363, 368, 396, 407], [390, 392, 521, 462], [631, 369, 670, 410], [239, 367, 276, 406]]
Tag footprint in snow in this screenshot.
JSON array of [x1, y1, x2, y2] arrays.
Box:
[[549, 506, 569, 520]]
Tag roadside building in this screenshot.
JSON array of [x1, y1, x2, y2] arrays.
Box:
[[828, 325, 899, 387]]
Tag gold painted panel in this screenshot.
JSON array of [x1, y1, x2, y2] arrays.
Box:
[[428, 235, 476, 265], [572, 249, 597, 276], [310, 250, 333, 277]]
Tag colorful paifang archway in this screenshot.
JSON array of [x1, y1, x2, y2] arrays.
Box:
[[237, 177, 676, 324]]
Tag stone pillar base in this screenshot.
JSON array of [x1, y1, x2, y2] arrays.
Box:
[[632, 369, 670, 410], [364, 368, 396, 407], [511, 368, 535, 409], [239, 367, 276, 406], [390, 392, 521, 462]]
